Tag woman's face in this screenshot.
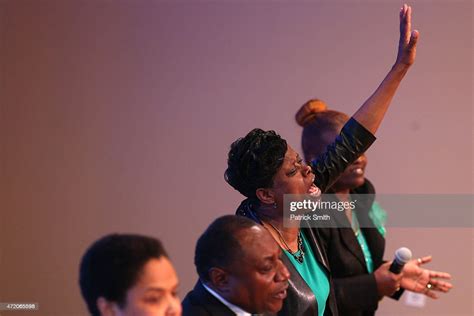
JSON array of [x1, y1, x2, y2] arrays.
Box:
[[331, 154, 367, 192], [270, 146, 321, 207], [113, 257, 182, 316]]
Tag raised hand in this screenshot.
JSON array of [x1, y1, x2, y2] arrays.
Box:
[[396, 4, 419, 67], [401, 255, 453, 299]]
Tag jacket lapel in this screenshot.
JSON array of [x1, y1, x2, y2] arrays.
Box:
[[192, 281, 237, 316]]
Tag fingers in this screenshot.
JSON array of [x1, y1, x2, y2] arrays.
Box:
[[407, 5, 412, 35], [400, 4, 410, 45], [416, 255, 432, 266], [423, 282, 440, 299], [424, 289, 439, 299], [428, 270, 452, 280], [400, 4, 419, 46], [408, 30, 419, 49], [399, 4, 406, 25], [429, 279, 454, 293]]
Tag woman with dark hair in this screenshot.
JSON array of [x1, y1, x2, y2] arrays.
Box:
[[225, 5, 419, 316], [295, 99, 453, 316], [79, 233, 182, 316]]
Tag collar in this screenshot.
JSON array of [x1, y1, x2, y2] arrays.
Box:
[[201, 281, 251, 316]]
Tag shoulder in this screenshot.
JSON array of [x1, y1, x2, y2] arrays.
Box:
[[182, 296, 210, 316], [182, 282, 235, 316], [181, 282, 211, 315]]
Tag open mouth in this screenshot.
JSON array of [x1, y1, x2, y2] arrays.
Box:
[[308, 184, 321, 197], [308, 174, 321, 197], [351, 167, 364, 175], [273, 286, 288, 300]]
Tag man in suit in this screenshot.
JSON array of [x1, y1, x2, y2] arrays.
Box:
[[182, 215, 290, 316]]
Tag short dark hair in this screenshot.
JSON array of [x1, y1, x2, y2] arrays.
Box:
[[195, 215, 258, 282], [79, 234, 167, 316], [225, 128, 287, 199]]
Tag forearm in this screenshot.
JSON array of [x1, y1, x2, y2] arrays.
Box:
[[352, 63, 411, 134]]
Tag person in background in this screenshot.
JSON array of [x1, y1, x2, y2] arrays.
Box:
[[295, 98, 453, 315], [79, 233, 181, 316]]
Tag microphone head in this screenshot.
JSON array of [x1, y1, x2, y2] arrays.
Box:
[[394, 247, 412, 264]]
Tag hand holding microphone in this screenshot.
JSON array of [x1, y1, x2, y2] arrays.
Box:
[[374, 247, 411, 297]]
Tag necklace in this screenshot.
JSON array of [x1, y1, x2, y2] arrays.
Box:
[[265, 221, 305, 263]]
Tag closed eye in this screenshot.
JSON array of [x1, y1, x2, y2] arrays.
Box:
[[287, 169, 297, 176]]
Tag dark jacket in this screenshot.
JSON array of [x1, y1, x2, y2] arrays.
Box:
[[318, 179, 383, 316], [182, 281, 237, 316], [319, 179, 402, 316], [182, 281, 275, 316], [237, 118, 376, 316]]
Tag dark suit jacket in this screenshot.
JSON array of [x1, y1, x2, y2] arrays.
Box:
[[182, 281, 275, 316], [182, 281, 236, 316], [318, 179, 401, 316]]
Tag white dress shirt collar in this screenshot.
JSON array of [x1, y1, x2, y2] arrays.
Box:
[[202, 281, 252, 316]]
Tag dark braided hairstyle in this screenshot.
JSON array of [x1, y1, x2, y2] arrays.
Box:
[[225, 128, 287, 200]]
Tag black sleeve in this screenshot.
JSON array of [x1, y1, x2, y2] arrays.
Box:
[[391, 288, 405, 300], [311, 118, 376, 193]]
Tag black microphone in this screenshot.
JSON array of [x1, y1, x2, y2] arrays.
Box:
[[389, 247, 412, 274]]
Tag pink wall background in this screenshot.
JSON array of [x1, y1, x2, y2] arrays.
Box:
[[1, 1, 472, 315]]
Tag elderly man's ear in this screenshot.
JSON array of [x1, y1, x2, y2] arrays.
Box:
[[208, 267, 231, 293]]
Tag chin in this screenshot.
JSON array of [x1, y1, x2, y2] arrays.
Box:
[[267, 303, 283, 314], [353, 177, 366, 188]]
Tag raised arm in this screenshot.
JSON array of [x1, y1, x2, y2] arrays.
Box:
[[352, 4, 419, 134], [311, 5, 420, 192]]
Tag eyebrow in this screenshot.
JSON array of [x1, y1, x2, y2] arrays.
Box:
[[144, 288, 165, 293], [144, 283, 180, 293], [290, 153, 301, 164]]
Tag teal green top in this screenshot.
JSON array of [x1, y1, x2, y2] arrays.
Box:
[[355, 227, 374, 273], [284, 232, 330, 316], [368, 201, 387, 237]]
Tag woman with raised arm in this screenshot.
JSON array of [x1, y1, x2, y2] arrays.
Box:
[[225, 5, 419, 316]]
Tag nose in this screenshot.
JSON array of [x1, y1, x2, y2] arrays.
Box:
[[165, 295, 182, 316], [302, 164, 312, 177], [275, 259, 291, 282], [354, 154, 366, 165]]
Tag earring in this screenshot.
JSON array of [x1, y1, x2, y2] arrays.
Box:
[[273, 202, 277, 209]]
